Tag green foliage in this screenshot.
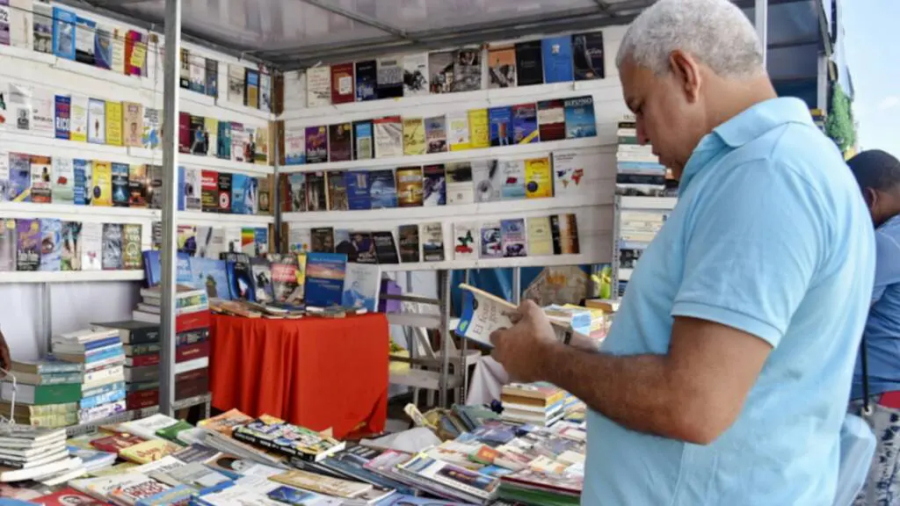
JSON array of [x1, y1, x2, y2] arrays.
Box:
[[826, 83, 856, 154]]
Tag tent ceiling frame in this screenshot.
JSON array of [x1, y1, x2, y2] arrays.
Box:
[[297, 0, 419, 44]]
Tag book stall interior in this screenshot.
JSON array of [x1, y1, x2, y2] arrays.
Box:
[[0, 0, 830, 504]]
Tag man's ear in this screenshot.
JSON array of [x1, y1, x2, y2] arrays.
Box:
[[864, 187, 877, 208], [669, 50, 701, 103]]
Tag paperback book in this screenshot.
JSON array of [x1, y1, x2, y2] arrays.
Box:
[[355, 60, 377, 101], [305, 125, 328, 164], [424, 116, 447, 154], [542, 36, 574, 83], [487, 45, 517, 88], [453, 222, 479, 261], [396, 166, 423, 207], [572, 31, 605, 80], [429, 51, 454, 94], [368, 169, 397, 209], [326, 171, 348, 211], [512, 104, 539, 144], [402, 52, 429, 97], [403, 117, 426, 156], [374, 116, 402, 159], [376, 56, 403, 99], [422, 223, 444, 262], [445, 162, 474, 205], [398, 225, 420, 263], [473, 159, 502, 203], [423, 164, 446, 206], [328, 122, 352, 162], [515, 40, 543, 86], [353, 121, 373, 160], [564, 96, 597, 138]]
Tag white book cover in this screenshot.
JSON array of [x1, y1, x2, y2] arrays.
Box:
[[552, 150, 587, 196], [260, 73, 272, 113], [87, 99, 105, 144], [30, 156, 50, 195], [453, 222, 479, 260], [284, 125, 306, 165], [184, 167, 201, 210], [446, 162, 474, 205], [373, 118, 402, 159], [402, 52, 429, 97], [51, 157, 74, 204], [306, 66, 331, 108], [288, 227, 311, 254], [31, 87, 54, 138], [119, 413, 178, 441], [9, 0, 33, 49], [472, 159, 502, 203], [447, 111, 470, 150], [227, 64, 245, 105], [196, 227, 226, 259], [223, 227, 242, 254], [341, 263, 380, 312], [70, 95, 89, 141], [9, 83, 32, 132], [110, 27, 126, 75], [189, 53, 206, 92], [80, 222, 102, 271], [75, 17, 95, 62], [230, 125, 248, 163]]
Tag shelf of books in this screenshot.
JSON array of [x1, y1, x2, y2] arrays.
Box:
[[613, 116, 678, 296]]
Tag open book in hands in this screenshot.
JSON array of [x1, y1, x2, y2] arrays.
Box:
[[456, 283, 589, 347]]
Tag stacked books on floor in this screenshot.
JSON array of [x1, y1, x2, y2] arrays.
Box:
[[0, 360, 83, 428], [500, 383, 566, 427], [110, 284, 212, 408], [50, 326, 128, 425]]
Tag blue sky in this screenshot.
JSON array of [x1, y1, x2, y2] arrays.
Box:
[[843, 0, 900, 158]]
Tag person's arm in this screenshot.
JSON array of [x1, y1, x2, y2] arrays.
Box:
[[0, 328, 10, 374], [872, 230, 900, 304], [491, 160, 826, 444]]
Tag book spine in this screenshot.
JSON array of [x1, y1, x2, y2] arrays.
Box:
[[84, 354, 125, 371], [177, 328, 209, 346], [78, 399, 126, 423], [27, 373, 83, 385], [128, 354, 161, 367], [176, 341, 210, 363], [125, 327, 161, 345], [125, 344, 162, 356], [126, 390, 159, 410], [34, 363, 83, 374], [84, 346, 125, 363], [79, 388, 126, 410], [83, 365, 124, 384], [82, 381, 126, 400]]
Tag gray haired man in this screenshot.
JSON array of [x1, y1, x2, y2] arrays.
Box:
[[489, 0, 875, 504]]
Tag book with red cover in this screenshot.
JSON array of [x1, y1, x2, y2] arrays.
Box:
[[536, 99, 565, 141], [330, 62, 355, 104], [127, 389, 159, 410], [175, 310, 211, 334], [201, 170, 219, 212], [35, 487, 106, 505], [90, 433, 146, 453], [125, 30, 143, 76], [176, 341, 210, 363], [176, 370, 209, 400], [179, 112, 191, 153], [127, 353, 160, 367]]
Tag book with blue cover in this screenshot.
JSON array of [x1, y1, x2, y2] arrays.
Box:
[[52, 7, 76, 60], [345, 171, 370, 210], [73, 159, 91, 205], [564, 96, 597, 138], [353, 120, 374, 160], [111, 162, 129, 207], [342, 263, 380, 312], [39, 218, 61, 271], [512, 104, 539, 144], [541, 36, 573, 83], [189, 257, 231, 300], [142, 251, 193, 287], [95, 25, 112, 69], [224, 252, 254, 301], [305, 252, 347, 308], [80, 387, 125, 409], [55, 95, 71, 140], [231, 173, 248, 214], [488, 106, 513, 147], [9, 153, 31, 203], [368, 169, 397, 209], [355, 60, 377, 101]]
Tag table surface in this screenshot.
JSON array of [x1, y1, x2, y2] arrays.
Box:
[[208, 312, 389, 439]]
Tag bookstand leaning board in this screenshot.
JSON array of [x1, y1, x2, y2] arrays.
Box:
[[0, 1, 631, 411]]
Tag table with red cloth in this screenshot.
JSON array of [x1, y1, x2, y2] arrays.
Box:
[[209, 313, 389, 439]]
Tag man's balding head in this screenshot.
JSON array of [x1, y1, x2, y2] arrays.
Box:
[[617, 0, 776, 177]]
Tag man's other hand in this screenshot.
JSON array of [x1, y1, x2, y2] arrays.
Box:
[[489, 299, 557, 383]]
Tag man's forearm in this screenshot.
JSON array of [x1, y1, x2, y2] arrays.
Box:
[[538, 341, 686, 440]]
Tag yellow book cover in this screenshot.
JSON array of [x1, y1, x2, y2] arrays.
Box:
[[524, 156, 553, 198], [205, 117, 219, 158], [402, 118, 425, 156], [254, 125, 269, 165], [118, 439, 180, 464], [92, 161, 112, 206], [468, 108, 489, 149], [105, 101, 124, 146], [296, 253, 307, 287], [447, 111, 470, 151], [527, 216, 553, 256]]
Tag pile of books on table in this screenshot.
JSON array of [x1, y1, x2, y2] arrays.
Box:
[[0, 425, 84, 486], [91, 320, 162, 410], [0, 360, 83, 428], [499, 383, 567, 427], [50, 327, 128, 425]]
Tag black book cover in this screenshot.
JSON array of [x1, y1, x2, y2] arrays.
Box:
[[306, 171, 328, 212], [351, 232, 377, 264], [177, 328, 210, 346], [355, 60, 377, 102], [335, 231, 357, 262], [328, 123, 352, 163], [217, 172, 232, 213], [311, 227, 334, 253], [91, 320, 160, 345], [398, 224, 420, 263], [372, 231, 399, 264], [227, 257, 254, 301], [190, 115, 208, 155], [515, 40, 544, 86], [572, 31, 605, 81]]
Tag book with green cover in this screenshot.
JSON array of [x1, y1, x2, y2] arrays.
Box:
[[156, 420, 194, 442], [0, 382, 82, 405]]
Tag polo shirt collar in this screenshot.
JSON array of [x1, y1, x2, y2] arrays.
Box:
[[679, 97, 815, 196]]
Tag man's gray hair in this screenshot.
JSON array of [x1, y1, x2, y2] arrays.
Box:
[[616, 0, 765, 79]]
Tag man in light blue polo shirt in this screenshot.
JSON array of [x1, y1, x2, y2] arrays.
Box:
[[489, 0, 875, 504]]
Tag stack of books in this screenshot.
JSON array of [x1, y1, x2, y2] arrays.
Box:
[[91, 320, 161, 410], [0, 425, 83, 484], [0, 360, 82, 428], [51, 328, 127, 425], [500, 383, 566, 427], [130, 285, 212, 403]]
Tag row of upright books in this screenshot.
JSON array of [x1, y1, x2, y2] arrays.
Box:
[[279, 149, 588, 212], [176, 111, 270, 165], [299, 31, 605, 108], [290, 214, 581, 266], [0, 401, 584, 505], [0, 219, 141, 272], [176, 167, 273, 216], [282, 96, 597, 165], [615, 117, 677, 295]]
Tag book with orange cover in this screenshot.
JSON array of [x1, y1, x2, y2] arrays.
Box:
[[198, 409, 254, 436], [119, 439, 181, 464]]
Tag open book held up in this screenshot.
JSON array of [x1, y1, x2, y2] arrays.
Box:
[[456, 283, 589, 348]]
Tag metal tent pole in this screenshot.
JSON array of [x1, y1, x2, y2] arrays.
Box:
[[512, 267, 521, 305], [755, 0, 768, 66], [439, 270, 451, 407], [159, 0, 182, 415]]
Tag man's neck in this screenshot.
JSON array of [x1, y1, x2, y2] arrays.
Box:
[[705, 75, 778, 132]]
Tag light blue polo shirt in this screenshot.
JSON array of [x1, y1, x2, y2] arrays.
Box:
[[584, 98, 875, 505]]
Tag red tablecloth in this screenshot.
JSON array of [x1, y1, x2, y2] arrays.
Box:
[[209, 313, 388, 439]]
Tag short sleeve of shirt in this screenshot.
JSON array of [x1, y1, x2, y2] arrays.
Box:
[[671, 160, 822, 348], [873, 230, 900, 303]]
